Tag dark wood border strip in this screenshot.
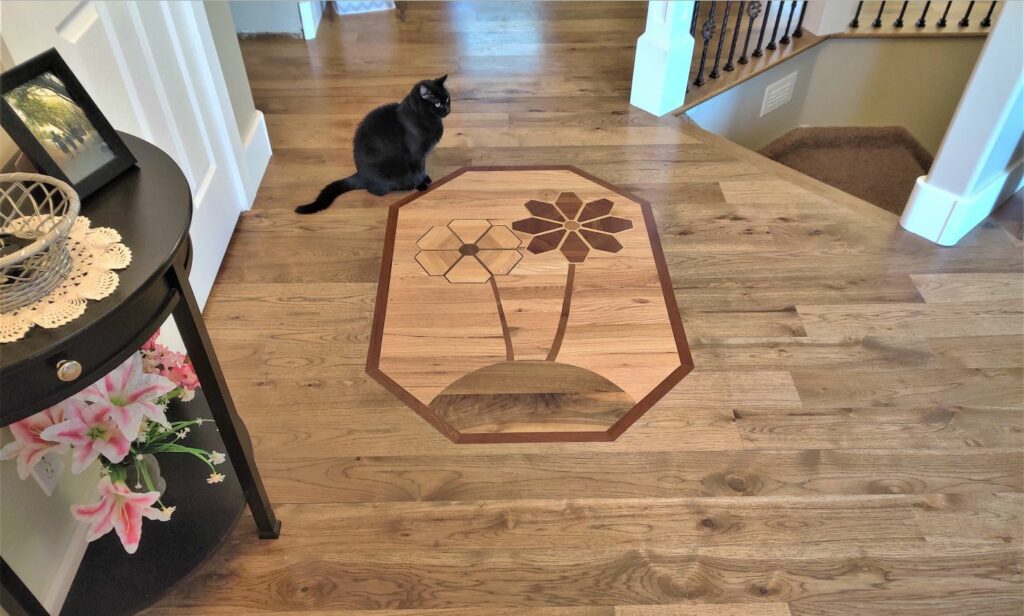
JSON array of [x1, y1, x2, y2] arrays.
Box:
[[365, 165, 695, 444]]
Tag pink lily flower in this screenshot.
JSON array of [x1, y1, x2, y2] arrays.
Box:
[[72, 476, 164, 554], [40, 401, 132, 474], [80, 352, 176, 439], [0, 406, 68, 479]]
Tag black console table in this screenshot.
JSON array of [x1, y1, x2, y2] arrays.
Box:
[[0, 134, 278, 615]]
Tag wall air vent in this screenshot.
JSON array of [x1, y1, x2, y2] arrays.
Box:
[[761, 71, 798, 117]]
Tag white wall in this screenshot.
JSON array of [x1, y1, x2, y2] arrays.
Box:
[[687, 37, 985, 154], [230, 1, 325, 39], [0, 433, 101, 614]]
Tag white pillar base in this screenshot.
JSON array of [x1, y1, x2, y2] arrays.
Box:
[[901, 164, 1024, 246], [629, 1, 695, 117]]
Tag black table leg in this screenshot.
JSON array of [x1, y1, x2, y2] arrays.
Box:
[[169, 260, 280, 539], [1, 558, 47, 616]]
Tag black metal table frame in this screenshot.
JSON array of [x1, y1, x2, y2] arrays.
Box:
[[1, 238, 280, 616]]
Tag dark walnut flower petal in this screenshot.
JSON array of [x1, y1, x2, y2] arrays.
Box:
[[555, 192, 584, 220], [527, 229, 566, 254], [513, 217, 562, 235], [560, 231, 590, 263], [583, 216, 633, 234], [579, 229, 623, 253], [524, 200, 565, 222], [578, 198, 614, 222]]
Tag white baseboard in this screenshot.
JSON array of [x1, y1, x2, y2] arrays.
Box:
[[240, 110, 272, 209], [901, 159, 1024, 245]]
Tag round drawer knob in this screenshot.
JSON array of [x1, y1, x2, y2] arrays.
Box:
[[56, 360, 82, 382]]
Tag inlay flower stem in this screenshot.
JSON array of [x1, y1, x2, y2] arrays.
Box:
[[547, 263, 576, 361], [490, 276, 514, 360]]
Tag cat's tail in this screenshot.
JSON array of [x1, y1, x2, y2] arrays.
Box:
[[295, 174, 365, 214]]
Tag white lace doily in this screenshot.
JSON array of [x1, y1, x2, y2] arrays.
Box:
[[0, 216, 131, 343]]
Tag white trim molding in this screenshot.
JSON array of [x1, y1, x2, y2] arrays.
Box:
[[240, 110, 272, 207], [630, 1, 695, 117]]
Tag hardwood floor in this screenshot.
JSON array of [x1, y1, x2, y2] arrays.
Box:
[[148, 2, 1022, 614]]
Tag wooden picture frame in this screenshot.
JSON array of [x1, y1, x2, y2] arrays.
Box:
[[1, 48, 135, 200]]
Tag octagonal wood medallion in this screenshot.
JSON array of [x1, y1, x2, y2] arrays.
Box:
[[367, 166, 693, 443]]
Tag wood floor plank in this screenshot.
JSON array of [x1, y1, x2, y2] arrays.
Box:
[[146, 540, 1022, 612], [192, 496, 926, 551], [736, 405, 1024, 450], [791, 368, 1024, 410], [796, 301, 1024, 339], [789, 595, 1024, 616], [911, 273, 1024, 304], [257, 449, 1022, 504]]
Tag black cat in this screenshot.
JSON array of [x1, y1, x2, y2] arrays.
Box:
[[295, 75, 451, 214]]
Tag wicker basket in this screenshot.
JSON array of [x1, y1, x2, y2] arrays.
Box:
[[0, 173, 81, 313]]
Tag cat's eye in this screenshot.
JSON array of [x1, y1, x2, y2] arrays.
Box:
[[434, 102, 441, 108]]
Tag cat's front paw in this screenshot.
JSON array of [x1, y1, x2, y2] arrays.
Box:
[[424, 175, 432, 185], [416, 182, 429, 191]]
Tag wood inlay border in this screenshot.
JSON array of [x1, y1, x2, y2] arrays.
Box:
[[366, 165, 695, 444]]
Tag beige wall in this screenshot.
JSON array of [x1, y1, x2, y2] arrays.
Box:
[[688, 37, 985, 155]]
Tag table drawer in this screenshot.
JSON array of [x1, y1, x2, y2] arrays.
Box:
[[1, 276, 179, 423]]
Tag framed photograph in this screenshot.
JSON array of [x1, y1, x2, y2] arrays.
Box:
[[0, 48, 135, 200]]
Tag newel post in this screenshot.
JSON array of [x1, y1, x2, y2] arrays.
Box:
[[630, 1, 695, 117], [799, 0, 858, 35]]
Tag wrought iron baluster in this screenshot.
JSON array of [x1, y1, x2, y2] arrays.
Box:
[[793, 1, 808, 37], [780, 0, 798, 44], [753, 0, 773, 57], [693, 3, 718, 87], [766, 1, 784, 49], [738, 1, 763, 64], [872, 1, 887, 27], [724, 1, 746, 71], [959, 0, 976, 26], [980, 0, 996, 26], [710, 1, 734, 79], [690, 1, 701, 36], [894, 1, 909, 26], [850, 1, 865, 27], [916, 0, 932, 27], [937, 1, 953, 27]]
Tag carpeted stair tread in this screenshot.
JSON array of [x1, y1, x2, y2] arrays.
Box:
[[759, 126, 933, 216]]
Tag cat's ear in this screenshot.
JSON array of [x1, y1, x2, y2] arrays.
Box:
[[435, 74, 448, 86], [419, 84, 431, 99]]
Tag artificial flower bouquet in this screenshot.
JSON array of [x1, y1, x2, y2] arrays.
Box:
[[0, 330, 225, 554]]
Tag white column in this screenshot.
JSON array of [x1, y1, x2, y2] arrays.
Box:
[[900, 1, 1024, 246], [800, 0, 858, 36], [630, 1, 695, 117]]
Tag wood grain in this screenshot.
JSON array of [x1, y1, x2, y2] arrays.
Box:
[[148, 2, 1023, 613]]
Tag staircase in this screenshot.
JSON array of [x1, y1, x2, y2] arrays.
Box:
[[681, 0, 998, 112]]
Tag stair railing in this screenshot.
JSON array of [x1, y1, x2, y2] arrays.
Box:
[[843, 1, 996, 29]]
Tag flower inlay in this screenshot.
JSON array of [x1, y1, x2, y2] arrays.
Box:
[[512, 192, 633, 263], [415, 219, 522, 284]]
